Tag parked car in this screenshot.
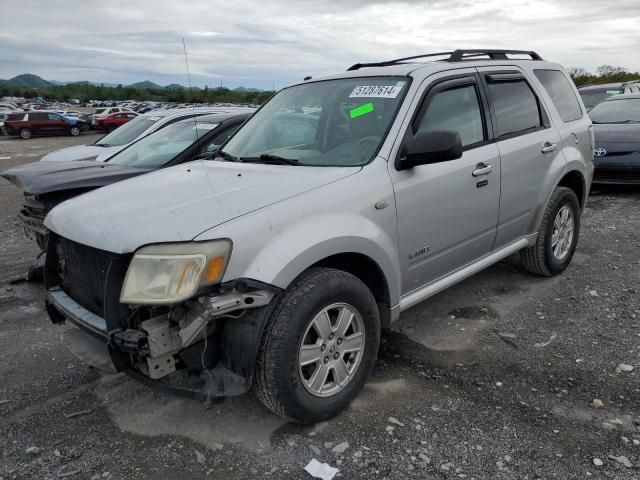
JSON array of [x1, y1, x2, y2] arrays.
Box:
[[578, 81, 640, 110], [0, 112, 250, 251], [41, 49, 593, 423], [589, 93, 640, 184], [92, 107, 136, 127], [3, 111, 88, 139], [40, 107, 249, 162], [0, 112, 9, 135], [94, 112, 138, 132]]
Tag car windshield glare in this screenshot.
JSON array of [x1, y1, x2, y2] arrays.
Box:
[[107, 121, 218, 168], [97, 116, 158, 146], [222, 76, 409, 166], [589, 99, 640, 124]]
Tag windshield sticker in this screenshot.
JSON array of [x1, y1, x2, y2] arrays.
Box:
[[350, 102, 375, 119], [193, 123, 218, 130], [349, 84, 404, 99]]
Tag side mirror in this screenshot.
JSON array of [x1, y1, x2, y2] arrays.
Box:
[[396, 131, 463, 170]]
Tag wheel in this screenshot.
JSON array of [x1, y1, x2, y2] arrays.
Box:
[[70, 126, 81, 136], [255, 267, 380, 423], [19, 128, 31, 139], [520, 186, 580, 276], [107, 124, 117, 133]]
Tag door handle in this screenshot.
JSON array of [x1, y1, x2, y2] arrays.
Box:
[[472, 163, 493, 177], [541, 142, 557, 153]]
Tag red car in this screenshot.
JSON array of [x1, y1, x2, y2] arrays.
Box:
[[94, 112, 138, 132], [3, 112, 87, 139]]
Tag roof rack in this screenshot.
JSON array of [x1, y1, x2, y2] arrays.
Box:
[[347, 49, 543, 71]]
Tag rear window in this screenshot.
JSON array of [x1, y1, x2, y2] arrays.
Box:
[[7, 113, 26, 121], [30, 112, 49, 121], [487, 79, 542, 138], [534, 70, 583, 122], [95, 108, 106, 115]]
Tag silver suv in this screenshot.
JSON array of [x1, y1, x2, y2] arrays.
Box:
[[43, 49, 594, 423]]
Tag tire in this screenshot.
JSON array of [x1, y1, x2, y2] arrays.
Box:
[[19, 128, 31, 139], [520, 186, 580, 276], [107, 124, 117, 133], [70, 126, 81, 136], [255, 267, 380, 423]]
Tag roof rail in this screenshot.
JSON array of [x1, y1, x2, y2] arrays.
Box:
[[347, 49, 543, 71]]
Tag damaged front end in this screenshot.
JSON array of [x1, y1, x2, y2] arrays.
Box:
[[44, 233, 278, 402]]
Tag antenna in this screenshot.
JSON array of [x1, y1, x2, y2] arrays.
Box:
[[182, 38, 200, 143]]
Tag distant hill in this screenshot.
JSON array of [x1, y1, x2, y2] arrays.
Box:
[[233, 86, 264, 93], [0, 73, 265, 92], [128, 81, 162, 89], [0, 74, 52, 88]]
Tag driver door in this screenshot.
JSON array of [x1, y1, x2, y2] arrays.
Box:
[[390, 72, 501, 294]]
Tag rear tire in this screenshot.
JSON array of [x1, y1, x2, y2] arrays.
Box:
[[255, 267, 380, 423], [70, 126, 80, 136], [107, 125, 117, 133], [19, 128, 31, 139], [520, 186, 580, 276]]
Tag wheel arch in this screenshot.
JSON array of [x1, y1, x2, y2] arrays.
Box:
[[311, 252, 393, 327], [557, 169, 587, 210]]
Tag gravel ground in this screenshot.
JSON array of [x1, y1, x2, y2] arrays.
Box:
[[0, 135, 639, 480]]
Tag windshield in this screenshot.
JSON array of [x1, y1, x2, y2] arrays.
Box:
[[222, 76, 409, 166], [107, 120, 218, 167], [96, 116, 159, 146], [589, 99, 640, 124]]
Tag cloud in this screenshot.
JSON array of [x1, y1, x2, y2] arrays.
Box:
[[0, 0, 639, 89]]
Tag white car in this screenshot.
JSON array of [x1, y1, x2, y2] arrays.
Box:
[[40, 107, 253, 162]]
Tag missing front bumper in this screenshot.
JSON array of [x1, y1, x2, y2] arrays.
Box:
[[46, 285, 277, 400]]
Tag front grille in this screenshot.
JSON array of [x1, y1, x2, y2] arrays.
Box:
[[59, 238, 121, 317]]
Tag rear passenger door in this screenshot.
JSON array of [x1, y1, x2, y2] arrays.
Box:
[[477, 67, 564, 249]]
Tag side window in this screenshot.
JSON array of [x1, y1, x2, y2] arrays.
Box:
[[31, 112, 48, 121], [534, 70, 583, 122], [48, 113, 62, 121], [202, 124, 241, 152], [416, 84, 485, 147], [487, 80, 542, 138]]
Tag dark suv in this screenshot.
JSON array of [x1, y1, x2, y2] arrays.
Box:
[[578, 81, 640, 110], [3, 112, 88, 139]]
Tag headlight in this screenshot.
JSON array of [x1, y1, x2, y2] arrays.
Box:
[[120, 240, 232, 304]]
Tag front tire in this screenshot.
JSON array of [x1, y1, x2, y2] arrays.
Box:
[[19, 128, 31, 139], [255, 268, 380, 423], [70, 126, 81, 136], [520, 186, 580, 276]]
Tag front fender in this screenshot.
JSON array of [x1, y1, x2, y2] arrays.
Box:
[[252, 214, 401, 306], [196, 159, 401, 306]]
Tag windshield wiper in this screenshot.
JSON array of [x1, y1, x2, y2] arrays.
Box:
[[620, 120, 640, 124], [95, 143, 111, 147], [211, 150, 240, 162], [240, 154, 301, 166]]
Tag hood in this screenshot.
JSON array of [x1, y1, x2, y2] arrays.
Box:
[[40, 144, 121, 162], [594, 123, 640, 146], [0, 160, 152, 195], [46, 161, 360, 254]]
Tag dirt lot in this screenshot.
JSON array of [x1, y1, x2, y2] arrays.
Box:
[[0, 134, 639, 480]]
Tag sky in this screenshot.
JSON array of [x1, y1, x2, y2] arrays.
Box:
[[1, 0, 639, 90]]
